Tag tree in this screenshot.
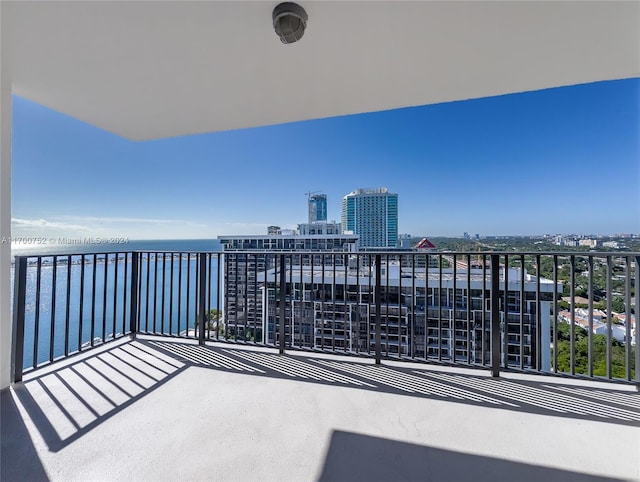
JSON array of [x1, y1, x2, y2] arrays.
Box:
[[195, 309, 224, 336], [553, 322, 633, 379], [611, 297, 625, 313]]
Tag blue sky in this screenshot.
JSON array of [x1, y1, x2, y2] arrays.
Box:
[[11, 78, 640, 240]]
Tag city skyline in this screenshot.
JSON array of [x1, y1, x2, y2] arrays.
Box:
[[10, 78, 640, 241]]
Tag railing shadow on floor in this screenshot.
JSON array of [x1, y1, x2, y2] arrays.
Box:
[[147, 338, 640, 426], [9, 335, 640, 458], [9, 338, 188, 453]]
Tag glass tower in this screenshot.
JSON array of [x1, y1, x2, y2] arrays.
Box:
[[308, 194, 327, 223], [341, 188, 398, 248]]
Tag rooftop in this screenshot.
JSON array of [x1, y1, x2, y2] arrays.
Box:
[[259, 264, 560, 291]]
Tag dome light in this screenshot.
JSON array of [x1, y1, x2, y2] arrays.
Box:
[[273, 3, 308, 44]]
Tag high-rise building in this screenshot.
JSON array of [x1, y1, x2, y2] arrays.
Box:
[[218, 231, 358, 341], [308, 194, 327, 223], [341, 188, 398, 248], [259, 262, 556, 370]]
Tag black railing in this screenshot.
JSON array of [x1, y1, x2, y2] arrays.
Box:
[[11, 250, 640, 385]]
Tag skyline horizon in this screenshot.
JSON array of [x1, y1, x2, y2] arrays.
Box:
[[11, 78, 640, 240], [7, 227, 638, 247]]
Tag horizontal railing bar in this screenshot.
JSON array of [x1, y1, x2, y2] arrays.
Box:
[[11, 249, 640, 259]]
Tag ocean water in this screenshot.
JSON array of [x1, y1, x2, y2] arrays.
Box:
[[11, 240, 223, 370], [11, 238, 222, 257]]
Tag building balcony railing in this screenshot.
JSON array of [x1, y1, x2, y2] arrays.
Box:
[[10, 250, 639, 385]]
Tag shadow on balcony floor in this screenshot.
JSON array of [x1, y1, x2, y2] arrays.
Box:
[[1, 390, 48, 482], [4, 336, 638, 481], [12, 336, 640, 451], [147, 338, 640, 425], [318, 430, 624, 482]]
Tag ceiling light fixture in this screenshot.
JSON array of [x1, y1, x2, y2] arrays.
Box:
[[273, 2, 308, 44]]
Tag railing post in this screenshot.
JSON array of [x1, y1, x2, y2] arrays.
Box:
[[635, 256, 640, 388], [624, 256, 632, 382], [490, 254, 501, 377], [198, 253, 207, 346], [278, 254, 286, 355], [374, 254, 382, 365], [129, 252, 139, 339], [11, 256, 27, 383]]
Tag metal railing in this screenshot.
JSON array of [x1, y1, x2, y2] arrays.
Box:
[[11, 250, 639, 385]]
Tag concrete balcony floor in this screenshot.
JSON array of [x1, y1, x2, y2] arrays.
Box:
[[2, 337, 639, 482]]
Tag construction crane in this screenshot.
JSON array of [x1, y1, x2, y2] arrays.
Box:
[[305, 190, 322, 201]]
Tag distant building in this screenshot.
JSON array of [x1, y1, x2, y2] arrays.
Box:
[[341, 187, 398, 248], [578, 239, 598, 248], [602, 241, 620, 249], [396, 234, 412, 249], [260, 263, 557, 370], [298, 221, 342, 236], [308, 194, 327, 223], [218, 232, 359, 340], [415, 238, 436, 249], [559, 310, 632, 345], [555, 236, 579, 247]]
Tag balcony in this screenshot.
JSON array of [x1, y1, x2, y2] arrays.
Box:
[[2, 3, 639, 480], [3, 336, 639, 482], [4, 249, 639, 480]]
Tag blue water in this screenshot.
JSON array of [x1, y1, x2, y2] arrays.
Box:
[[11, 240, 223, 370], [11, 238, 221, 257]]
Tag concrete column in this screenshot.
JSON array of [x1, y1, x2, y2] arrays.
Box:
[[0, 3, 12, 390]]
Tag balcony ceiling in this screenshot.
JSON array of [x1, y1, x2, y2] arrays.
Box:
[[2, 1, 639, 141]]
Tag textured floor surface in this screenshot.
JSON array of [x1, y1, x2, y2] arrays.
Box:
[[2, 336, 639, 481]]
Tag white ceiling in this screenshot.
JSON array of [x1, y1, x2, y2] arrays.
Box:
[[3, 1, 639, 141]]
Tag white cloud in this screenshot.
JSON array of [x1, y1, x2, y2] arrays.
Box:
[[11, 215, 214, 240], [11, 217, 93, 233], [10, 216, 297, 241], [55, 215, 208, 228]]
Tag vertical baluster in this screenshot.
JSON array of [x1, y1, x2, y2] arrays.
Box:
[[519, 255, 525, 370], [102, 253, 108, 342], [625, 256, 632, 381], [606, 256, 612, 379], [50, 256, 57, 360], [178, 253, 183, 336], [112, 253, 119, 339], [65, 256, 72, 355], [490, 254, 500, 377], [34, 257, 42, 364], [198, 253, 206, 346], [129, 252, 139, 338]]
